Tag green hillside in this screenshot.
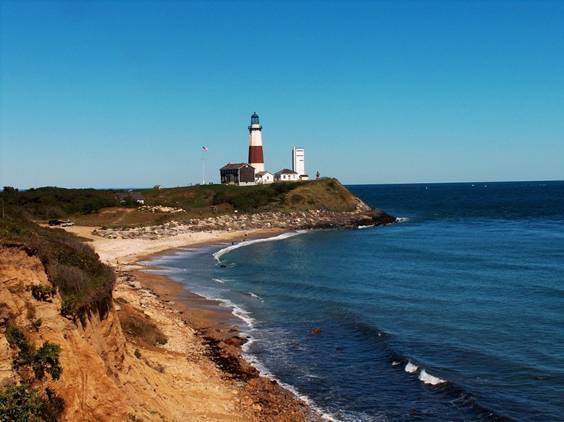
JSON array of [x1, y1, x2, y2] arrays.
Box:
[[1, 179, 369, 227]]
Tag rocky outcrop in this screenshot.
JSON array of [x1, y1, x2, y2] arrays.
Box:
[[93, 208, 396, 240]]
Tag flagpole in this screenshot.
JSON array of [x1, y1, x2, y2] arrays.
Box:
[[201, 146, 208, 184], [201, 149, 205, 184]]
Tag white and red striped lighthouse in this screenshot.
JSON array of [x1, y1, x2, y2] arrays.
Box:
[[248, 112, 265, 172]]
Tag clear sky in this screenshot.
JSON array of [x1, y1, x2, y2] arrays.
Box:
[[1, 0, 563, 188]]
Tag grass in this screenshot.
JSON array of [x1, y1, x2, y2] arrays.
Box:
[[1, 179, 364, 229]]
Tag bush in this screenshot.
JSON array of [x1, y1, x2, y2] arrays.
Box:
[[32, 342, 62, 381], [119, 306, 168, 347], [6, 322, 62, 382], [31, 285, 55, 302], [0, 383, 64, 422], [134, 349, 141, 359], [6, 323, 34, 367]]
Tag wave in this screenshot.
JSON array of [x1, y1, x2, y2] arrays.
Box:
[[213, 230, 308, 262], [395, 217, 410, 223], [418, 369, 446, 386], [212, 278, 226, 284], [403, 361, 445, 385], [404, 361, 419, 374], [357, 224, 375, 229], [240, 341, 339, 422], [248, 292, 264, 302]]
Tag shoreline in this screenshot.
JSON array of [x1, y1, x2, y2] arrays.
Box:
[[66, 225, 320, 421]]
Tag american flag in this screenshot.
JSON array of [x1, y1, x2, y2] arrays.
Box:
[[202, 146, 208, 152]]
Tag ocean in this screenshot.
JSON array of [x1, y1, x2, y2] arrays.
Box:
[[148, 181, 564, 421]]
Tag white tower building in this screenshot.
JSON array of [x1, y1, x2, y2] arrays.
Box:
[[292, 147, 306, 177], [248, 112, 265, 173]]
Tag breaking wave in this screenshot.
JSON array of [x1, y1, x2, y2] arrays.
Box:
[[213, 230, 308, 262], [248, 292, 264, 301]]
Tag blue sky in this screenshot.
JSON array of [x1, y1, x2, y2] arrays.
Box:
[[1, 0, 563, 188]]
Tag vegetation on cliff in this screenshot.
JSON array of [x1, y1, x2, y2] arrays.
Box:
[[1, 179, 372, 227], [0, 211, 114, 319], [1, 322, 65, 421]]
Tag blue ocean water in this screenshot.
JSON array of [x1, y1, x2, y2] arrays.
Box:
[[150, 181, 564, 421]]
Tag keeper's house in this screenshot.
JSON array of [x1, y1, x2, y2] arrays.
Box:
[[220, 163, 256, 186], [274, 168, 299, 182], [255, 171, 274, 184]]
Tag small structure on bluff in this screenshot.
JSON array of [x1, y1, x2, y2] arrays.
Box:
[[255, 171, 274, 184], [220, 163, 255, 186], [275, 168, 299, 182], [292, 146, 309, 181]]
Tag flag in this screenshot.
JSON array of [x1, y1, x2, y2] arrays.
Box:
[[202, 146, 208, 152]]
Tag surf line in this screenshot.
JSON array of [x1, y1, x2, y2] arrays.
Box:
[[213, 230, 308, 262]]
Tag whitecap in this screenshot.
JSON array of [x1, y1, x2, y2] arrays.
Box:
[[404, 361, 418, 373], [357, 224, 375, 229], [212, 278, 225, 284], [395, 217, 410, 223], [215, 298, 256, 328], [213, 230, 308, 262], [248, 292, 263, 301], [418, 369, 446, 385]]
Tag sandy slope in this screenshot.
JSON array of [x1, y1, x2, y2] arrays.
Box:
[[17, 225, 311, 421]]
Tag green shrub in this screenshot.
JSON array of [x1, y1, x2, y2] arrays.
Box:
[[0, 383, 64, 422], [6, 323, 34, 367], [32, 342, 62, 381], [31, 285, 55, 302], [134, 349, 141, 359], [6, 322, 62, 382]]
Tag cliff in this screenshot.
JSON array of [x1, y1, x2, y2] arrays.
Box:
[[0, 214, 309, 421]]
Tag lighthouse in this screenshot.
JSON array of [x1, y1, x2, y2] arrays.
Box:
[[248, 112, 265, 172]]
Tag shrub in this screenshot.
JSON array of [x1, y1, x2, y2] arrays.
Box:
[[134, 349, 141, 359], [32, 342, 62, 381], [32, 319, 42, 332], [119, 306, 168, 347], [6, 323, 34, 367], [0, 383, 64, 422], [290, 194, 305, 205], [6, 322, 62, 382], [31, 285, 55, 302]]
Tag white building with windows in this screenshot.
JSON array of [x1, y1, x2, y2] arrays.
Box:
[[274, 168, 299, 182], [292, 147, 309, 180], [255, 171, 274, 184]]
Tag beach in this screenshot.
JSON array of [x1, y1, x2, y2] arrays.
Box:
[[64, 224, 317, 421]]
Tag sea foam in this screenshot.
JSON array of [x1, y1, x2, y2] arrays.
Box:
[[404, 361, 419, 373], [213, 230, 307, 262], [418, 369, 446, 385]]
